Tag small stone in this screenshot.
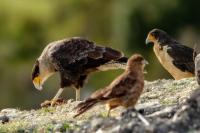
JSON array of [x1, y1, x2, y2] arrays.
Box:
[[1, 108, 20, 119], [1, 108, 18, 114], [90, 117, 104, 130], [54, 123, 63, 132], [67, 99, 75, 104], [0, 115, 9, 124]]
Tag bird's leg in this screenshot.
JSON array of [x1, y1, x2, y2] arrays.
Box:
[[75, 75, 87, 101], [107, 108, 111, 117], [41, 88, 64, 107], [51, 88, 64, 106], [76, 88, 81, 101]]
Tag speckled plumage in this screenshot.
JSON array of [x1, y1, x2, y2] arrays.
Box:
[[32, 37, 128, 103]]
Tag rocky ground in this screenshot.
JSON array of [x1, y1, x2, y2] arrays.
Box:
[[0, 77, 199, 133]]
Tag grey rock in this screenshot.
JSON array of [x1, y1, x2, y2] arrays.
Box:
[[0, 78, 200, 133], [0, 115, 9, 124]]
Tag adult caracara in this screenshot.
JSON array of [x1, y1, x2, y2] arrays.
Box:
[[74, 54, 147, 117], [32, 37, 128, 106], [146, 29, 195, 80]]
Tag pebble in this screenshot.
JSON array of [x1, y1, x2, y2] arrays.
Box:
[[0, 115, 9, 124], [1, 108, 20, 120]]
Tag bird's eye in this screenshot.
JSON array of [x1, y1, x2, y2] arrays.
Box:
[[151, 31, 159, 39], [32, 60, 40, 80]]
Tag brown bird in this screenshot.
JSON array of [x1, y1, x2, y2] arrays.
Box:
[[32, 37, 128, 106], [74, 54, 147, 118], [146, 29, 194, 80]]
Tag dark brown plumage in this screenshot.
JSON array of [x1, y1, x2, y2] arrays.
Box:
[[74, 54, 147, 117], [146, 29, 194, 80], [32, 37, 128, 106]]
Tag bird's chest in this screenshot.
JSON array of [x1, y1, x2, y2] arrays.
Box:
[[123, 83, 144, 107], [153, 44, 192, 79], [154, 44, 178, 75], [153, 44, 172, 65]]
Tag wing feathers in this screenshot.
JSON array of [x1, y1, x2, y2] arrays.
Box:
[[167, 44, 195, 73], [103, 47, 123, 60], [50, 38, 127, 74]]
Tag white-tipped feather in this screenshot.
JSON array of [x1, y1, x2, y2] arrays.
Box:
[[97, 61, 126, 71]]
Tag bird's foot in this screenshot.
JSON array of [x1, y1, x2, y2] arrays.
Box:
[[40, 98, 66, 107]]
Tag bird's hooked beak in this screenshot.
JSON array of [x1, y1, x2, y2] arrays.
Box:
[[33, 76, 43, 91], [142, 60, 148, 74], [146, 33, 156, 45], [142, 59, 149, 65]]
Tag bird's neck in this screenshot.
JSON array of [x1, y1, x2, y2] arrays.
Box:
[[127, 66, 143, 77]]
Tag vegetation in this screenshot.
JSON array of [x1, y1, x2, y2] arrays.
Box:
[[0, 78, 198, 132]]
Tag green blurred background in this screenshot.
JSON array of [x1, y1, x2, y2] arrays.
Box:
[[0, 0, 200, 109]]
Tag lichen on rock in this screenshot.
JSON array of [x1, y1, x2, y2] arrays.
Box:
[[0, 77, 199, 133]]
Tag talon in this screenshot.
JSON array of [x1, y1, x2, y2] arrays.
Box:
[[40, 98, 66, 107], [51, 99, 57, 107]]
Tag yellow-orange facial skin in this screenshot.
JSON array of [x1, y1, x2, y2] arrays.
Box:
[[146, 33, 157, 44], [33, 76, 43, 91]]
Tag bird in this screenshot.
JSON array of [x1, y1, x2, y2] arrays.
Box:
[[146, 29, 195, 80], [32, 37, 128, 106], [73, 54, 148, 118]]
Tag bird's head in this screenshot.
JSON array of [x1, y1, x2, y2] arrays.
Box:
[[146, 29, 175, 46], [127, 54, 148, 71], [32, 59, 55, 91]]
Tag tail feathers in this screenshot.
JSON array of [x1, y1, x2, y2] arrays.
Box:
[[73, 99, 98, 118]]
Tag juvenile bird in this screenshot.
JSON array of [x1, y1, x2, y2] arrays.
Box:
[[146, 29, 194, 80], [32, 37, 128, 106], [74, 54, 147, 117]]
